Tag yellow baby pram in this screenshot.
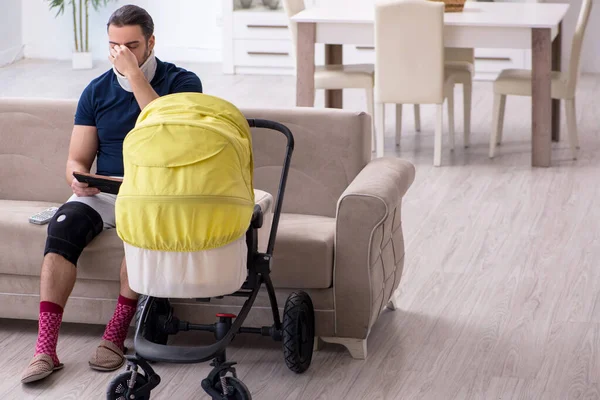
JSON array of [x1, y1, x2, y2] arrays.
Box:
[[106, 93, 314, 400]]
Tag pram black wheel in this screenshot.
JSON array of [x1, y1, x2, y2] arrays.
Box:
[[135, 295, 170, 345], [282, 291, 315, 373], [214, 376, 252, 400], [106, 372, 150, 400]]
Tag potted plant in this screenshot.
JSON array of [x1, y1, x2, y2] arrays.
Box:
[[46, 0, 114, 69]]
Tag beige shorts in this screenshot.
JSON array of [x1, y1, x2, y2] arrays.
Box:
[[66, 192, 117, 230]]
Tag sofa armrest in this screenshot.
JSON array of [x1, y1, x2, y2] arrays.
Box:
[[333, 157, 415, 339]]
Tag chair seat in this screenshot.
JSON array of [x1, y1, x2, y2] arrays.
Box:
[[445, 61, 473, 85], [445, 60, 474, 74], [315, 64, 374, 89], [494, 68, 569, 99]]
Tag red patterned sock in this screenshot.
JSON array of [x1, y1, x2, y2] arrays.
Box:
[[34, 301, 63, 366], [102, 295, 138, 350]]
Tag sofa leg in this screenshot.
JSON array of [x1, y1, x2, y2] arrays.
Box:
[[386, 292, 401, 311], [320, 337, 367, 360], [313, 336, 324, 352]]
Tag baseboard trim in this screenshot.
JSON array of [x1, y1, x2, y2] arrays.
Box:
[[22, 46, 221, 64], [0, 45, 24, 67]]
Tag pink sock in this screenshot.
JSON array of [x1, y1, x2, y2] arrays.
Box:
[[34, 301, 63, 366], [102, 295, 138, 350]]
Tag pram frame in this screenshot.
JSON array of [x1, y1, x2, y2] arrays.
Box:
[[107, 119, 313, 400]]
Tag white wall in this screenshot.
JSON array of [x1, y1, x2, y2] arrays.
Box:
[[0, 0, 24, 67], [22, 0, 222, 63], [17, 0, 600, 73]]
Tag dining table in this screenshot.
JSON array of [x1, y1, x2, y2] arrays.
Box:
[[290, 2, 570, 167]]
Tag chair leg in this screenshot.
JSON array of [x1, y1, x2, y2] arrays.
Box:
[[490, 94, 506, 158], [565, 98, 578, 159], [434, 104, 443, 167], [375, 102, 385, 157], [447, 90, 455, 151], [414, 104, 421, 132], [496, 94, 506, 145], [366, 86, 375, 152], [463, 80, 472, 148], [395, 104, 402, 147]]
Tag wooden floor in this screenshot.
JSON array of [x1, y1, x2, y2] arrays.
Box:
[[1, 59, 600, 399]]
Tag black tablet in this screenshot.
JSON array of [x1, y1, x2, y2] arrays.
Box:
[[73, 172, 123, 195]]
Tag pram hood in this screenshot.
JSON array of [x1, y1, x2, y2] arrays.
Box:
[[115, 93, 255, 252]]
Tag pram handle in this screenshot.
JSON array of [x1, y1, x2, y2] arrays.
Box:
[[246, 119, 294, 257]]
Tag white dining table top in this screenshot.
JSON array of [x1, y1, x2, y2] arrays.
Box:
[[291, 2, 569, 29]]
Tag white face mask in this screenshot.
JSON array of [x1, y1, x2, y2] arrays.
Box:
[[113, 50, 157, 92]]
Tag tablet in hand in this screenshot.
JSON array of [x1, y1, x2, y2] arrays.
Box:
[[73, 172, 123, 195]]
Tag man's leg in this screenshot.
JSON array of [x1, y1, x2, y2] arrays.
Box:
[[21, 201, 104, 383], [32, 253, 78, 366], [89, 257, 140, 371], [88, 190, 140, 371]]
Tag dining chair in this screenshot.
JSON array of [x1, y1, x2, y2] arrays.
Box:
[[374, 0, 459, 166], [401, 48, 473, 149], [402, 0, 476, 149], [283, 0, 376, 150], [444, 47, 474, 147], [489, 0, 593, 160]]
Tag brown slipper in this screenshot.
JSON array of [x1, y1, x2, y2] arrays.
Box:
[[21, 354, 64, 384], [88, 340, 125, 372]]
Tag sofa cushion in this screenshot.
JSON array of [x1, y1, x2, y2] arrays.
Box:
[[271, 213, 335, 289], [0, 200, 124, 281], [1, 203, 335, 288]]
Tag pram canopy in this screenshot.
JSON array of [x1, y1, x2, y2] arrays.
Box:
[[116, 93, 255, 253]]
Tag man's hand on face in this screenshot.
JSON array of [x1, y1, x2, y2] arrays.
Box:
[[109, 45, 141, 78]]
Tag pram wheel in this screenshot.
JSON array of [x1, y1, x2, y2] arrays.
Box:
[[282, 291, 315, 373], [135, 295, 170, 345], [106, 372, 150, 400], [214, 376, 252, 400]]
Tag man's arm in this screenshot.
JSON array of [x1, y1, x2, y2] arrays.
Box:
[[66, 125, 100, 196], [110, 45, 159, 110], [128, 70, 159, 110]]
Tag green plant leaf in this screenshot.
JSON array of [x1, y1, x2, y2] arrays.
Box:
[[46, 0, 66, 17], [90, 0, 114, 11]]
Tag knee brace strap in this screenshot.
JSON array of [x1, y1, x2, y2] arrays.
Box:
[[44, 202, 104, 266]]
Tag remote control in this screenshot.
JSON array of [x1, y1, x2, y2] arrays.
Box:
[[29, 206, 59, 225]]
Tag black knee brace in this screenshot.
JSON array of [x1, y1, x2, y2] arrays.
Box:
[[44, 202, 104, 266]]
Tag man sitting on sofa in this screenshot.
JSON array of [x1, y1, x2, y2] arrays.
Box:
[[21, 5, 203, 383]]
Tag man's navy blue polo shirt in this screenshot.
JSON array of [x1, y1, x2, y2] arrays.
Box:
[[74, 58, 203, 177]]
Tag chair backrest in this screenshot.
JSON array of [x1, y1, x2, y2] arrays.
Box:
[[282, 0, 305, 57], [567, 0, 593, 97], [375, 0, 445, 105]]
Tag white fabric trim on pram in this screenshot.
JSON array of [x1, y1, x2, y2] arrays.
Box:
[[125, 189, 274, 299]]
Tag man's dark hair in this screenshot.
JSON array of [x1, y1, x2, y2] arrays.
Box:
[[107, 5, 154, 41]]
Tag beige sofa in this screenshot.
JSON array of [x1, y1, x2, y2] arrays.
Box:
[[0, 97, 415, 359]]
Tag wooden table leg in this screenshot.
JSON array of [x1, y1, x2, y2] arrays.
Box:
[[552, 22, 562, 142], [296, 22, 316, 107], [532, 28, 552, 167], [325, 44, 343, 108]]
